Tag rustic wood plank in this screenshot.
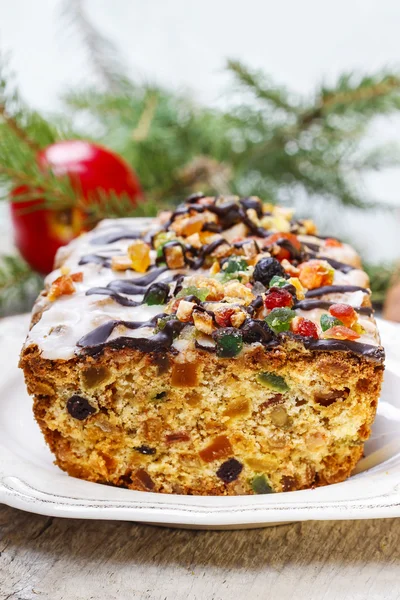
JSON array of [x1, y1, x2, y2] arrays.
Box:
[[1, 505, 400, 600]]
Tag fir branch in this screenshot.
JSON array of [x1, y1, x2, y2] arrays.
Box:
[[0, 255, 43, 313]]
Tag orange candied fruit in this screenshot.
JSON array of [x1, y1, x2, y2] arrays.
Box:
[[71, 271, 83, 282], [127, 240, 151, 273], [325, 237, 342, 248], [322, 325, 360, 341], [329, 303, 357, 328], [263, 232, 301, 262], [198, 435, 233, 463], [48, 274, 77, 301], [298, 259, 334, 290]]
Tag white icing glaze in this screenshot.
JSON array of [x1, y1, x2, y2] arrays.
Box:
[[24, 217, 381, 360]]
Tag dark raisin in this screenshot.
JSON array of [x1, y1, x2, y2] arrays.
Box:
[[216, 458, 243, 483], [66, 395, 96, 420], [154, 391, 167, 400], [134, 445, 156, 455], [241, 319, 275, 344], [253, 257, 286, 287], [314, 387, 350, 407]]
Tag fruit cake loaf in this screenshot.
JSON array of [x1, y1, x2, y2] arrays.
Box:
[[20, 194, 385, 495]]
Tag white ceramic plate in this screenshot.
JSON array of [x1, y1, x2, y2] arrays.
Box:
[[1, 314, 399, 529]]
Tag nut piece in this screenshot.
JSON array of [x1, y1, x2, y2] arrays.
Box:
[[193, 310, 215, 335], [164, 244, 186, 269], [185, 276, 224, 301], [176, 300, 195, 322], [111, 255, 133, 271], [128, 240, 151, 273], [223, 281, 254, 305]]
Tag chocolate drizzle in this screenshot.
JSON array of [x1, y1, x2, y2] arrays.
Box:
[[78, 254, 112, 268], [305, 285, 370, 298], [294, 299, 373, 316], [308, 254, 355, 273], [301, 337, 385, 363], [77, 316, 186, 355]]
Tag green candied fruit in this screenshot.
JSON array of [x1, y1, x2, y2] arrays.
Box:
[[251, 474, 274, 494], [213, 328, 243, 358], [268, 275, 288, 288], [257, 371, 290, 392], [265, 307, 296, 333], [177, 286, 209, 301], [224, 256, 249, 274], [143, 282, 170, 306], [155, 314, 178, 333], [320, 313, 344, 332]]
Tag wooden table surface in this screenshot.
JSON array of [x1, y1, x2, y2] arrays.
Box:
[[1, 505, 399, 600]]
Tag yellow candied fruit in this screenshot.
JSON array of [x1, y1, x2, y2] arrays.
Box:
[[111, 255, 133, 272], [127, 240, 151, 273], [302, 219, 317, 235], [60, 265, 71, 276], [272, 206, 295, 220], [271, 215, 291, 233], [288, 277, 306, 300], [209, 261, 220, 275]]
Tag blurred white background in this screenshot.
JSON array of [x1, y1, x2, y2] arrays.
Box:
[[1, 0, 400, 260]]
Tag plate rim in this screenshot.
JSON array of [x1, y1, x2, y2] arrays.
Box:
[[1, 313, 400, 527]]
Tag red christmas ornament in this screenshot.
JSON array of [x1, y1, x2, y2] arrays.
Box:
[[10, 140, 142, 274]]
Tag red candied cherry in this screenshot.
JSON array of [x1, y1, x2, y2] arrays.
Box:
[[264, 287, 293, 310], [290, 316, 319, 339], [322, 325, 360, 341], [329, 303, 357, 328]]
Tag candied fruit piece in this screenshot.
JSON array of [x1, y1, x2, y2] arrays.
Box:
[[48, 274, 76, 301], [223, 398, 251, 419], [251, 474, 273, 494], [71, 272, 83, 282], [199, 435, 233, 462], [263, 232, 301, 261], [213, 328, 243, 358], [66, 395, 96, 420], [223, 256, 248, 274], [290, 316, 319, 339], [81, 366, 110, 389], [298, 260, 334, 290], [216, 458, 243, 483], [264, 287, 293, 310], [257, 372, 289, 392], [320, 313, 343, 331], [143, 282, 170, 305], [322, 325, 360, 341], [325, 237, 342, 248], [253, 257, 286, 286], [171, 362, 199, 387], [268, 275, 288, 288], [270, 406, 289, 427], [165, 431, 191, 443], [177, 285, 210, 301], [155, 314, 178, 333], [281, 475, 297, 492], [133, 468, 155, 491], [329, 303, 357, 328], [288, 277, 306, 300], [128, 240, 151, 273], [264, 307, 296, 333]]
